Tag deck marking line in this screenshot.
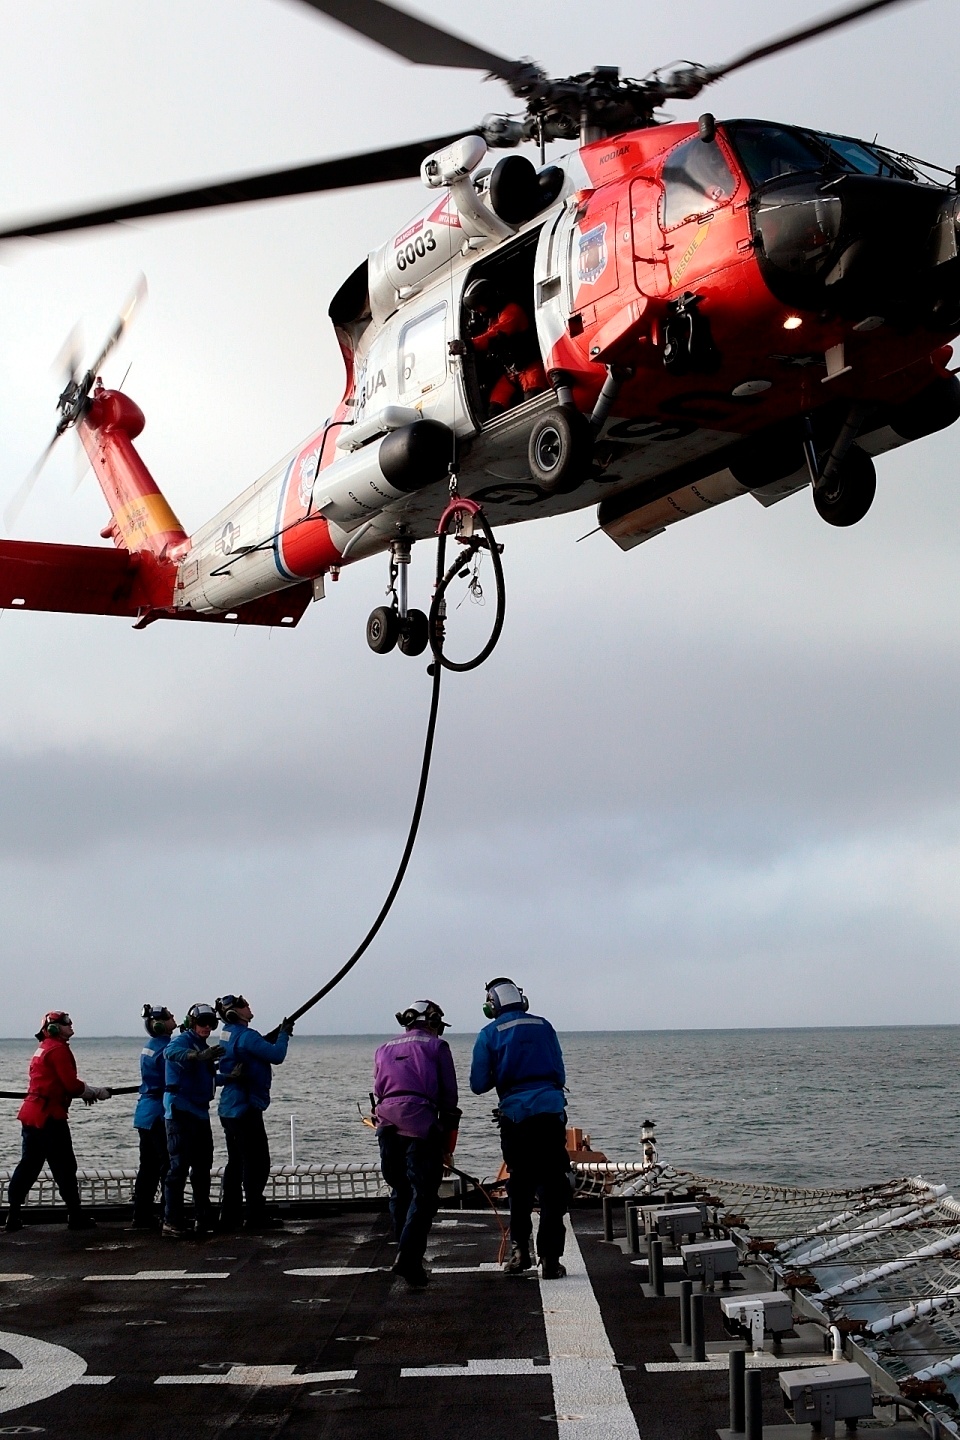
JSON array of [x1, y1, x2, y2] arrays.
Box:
[[539, 1218, 641, 1440], [0, 1277, 32, 1284], [73, 1375, 114, 1384], [155, 1365, 357, 1386], [402, 1359, 551, 1377], [285, 1267, 383, 1278], [0, 1330, 88, 1414], [84, 1271, 230, 1282], [646, 1356, 839, 1373]]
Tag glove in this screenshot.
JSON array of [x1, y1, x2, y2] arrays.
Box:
[[81, 1084, 111, 1104], [199, 1044, 226, 1066], [280, 1018, 295, 1036]]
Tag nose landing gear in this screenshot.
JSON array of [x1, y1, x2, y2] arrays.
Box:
[[366, 538, 429, 656]]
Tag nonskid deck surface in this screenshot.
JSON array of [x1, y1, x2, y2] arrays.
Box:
[[0, 1206, 795, 1440]]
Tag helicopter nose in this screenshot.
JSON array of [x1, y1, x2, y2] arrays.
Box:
[[751, 175, 960, 326]]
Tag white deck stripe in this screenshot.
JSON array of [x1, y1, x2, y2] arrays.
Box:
[[646, 1355, 838, 1373], [402, 1360, 551, 1377], [84, 1270, 230, 1282], [284, 1264, 503, 1278], [539, 1216, 640, 1439], [156, 1365, 356, 1386]]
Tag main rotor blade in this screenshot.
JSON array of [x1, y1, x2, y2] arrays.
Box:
[[710, 0, 923, 81], [288, 0, 527, 82], [4, 434, 61, 532], [0, 133, 467, 241], [87, 273, 147, 379]]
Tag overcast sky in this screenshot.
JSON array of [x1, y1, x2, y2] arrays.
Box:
[[0, 0, 958, 1036]]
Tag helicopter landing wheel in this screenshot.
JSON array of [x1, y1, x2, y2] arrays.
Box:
[[366, 605, 399, 654], [527, 405, 593, 494], [813, 446, 876, 528], [397, 608, 429, 657]]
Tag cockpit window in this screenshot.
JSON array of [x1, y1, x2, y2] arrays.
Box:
[[726, 120, 920, 188], [726, 123, 828, 186], [815, 133, 913, 180], [661, 136, 738, 229]]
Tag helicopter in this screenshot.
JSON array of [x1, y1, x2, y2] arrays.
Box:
[[1, 0, 958, 656]]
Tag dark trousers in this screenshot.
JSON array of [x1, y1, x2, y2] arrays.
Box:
[[163, 1110, 213, 1228], [133, 1119, 170, 1222], [499, 1113, 571, 1263], [219, 1109, 271, 1225], [377, 1127, 444, 1267], [8, 1119, 82, 1216]]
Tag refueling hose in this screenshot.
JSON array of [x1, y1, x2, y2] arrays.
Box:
[[267, 498, 505, 1036]]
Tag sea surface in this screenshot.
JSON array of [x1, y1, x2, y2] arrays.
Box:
[[0, 1027, 957, 1192]]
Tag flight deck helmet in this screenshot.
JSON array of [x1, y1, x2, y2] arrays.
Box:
[[142, 1004, 175, 1038], [36, 1010, 72, 1041], [482, 978, 529, 1020], [462, 278, 499, 315], [395, 1000, 447, 1035], [182, 1002, 218, 1033], [215, 995, 250, 1023]]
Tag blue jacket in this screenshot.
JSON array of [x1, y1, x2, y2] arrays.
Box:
[[217, 1021, 289, 1118], [470, 1006, 566, 1122], [134, 1034, 170, 1130], [163, 1029, 217, 1121]]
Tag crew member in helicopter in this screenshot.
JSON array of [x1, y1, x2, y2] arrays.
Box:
[[162, 1003, 224, 1239], [5, 1011, 111, 1232], [373, 1000, 460, 1289], [470, 978, 570, 1279], [214, 994, 293, 1233], [131, 1003, 177, 1230], [463, 278, 548, 417]]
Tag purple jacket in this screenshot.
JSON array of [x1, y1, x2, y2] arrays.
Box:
[[373, 1024, 459, 1140]]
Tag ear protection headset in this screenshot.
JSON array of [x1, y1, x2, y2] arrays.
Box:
[[215, 995, 248, 1023], [37, 1011, 71, 1041], [395, 1000, 447, 1034], [142, 1004, 174, 1038], [182, 1002, 218, 1032], [482, 979, 528, 1020]]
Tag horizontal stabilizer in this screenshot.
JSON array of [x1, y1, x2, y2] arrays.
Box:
[[0, 540, 312, 627]]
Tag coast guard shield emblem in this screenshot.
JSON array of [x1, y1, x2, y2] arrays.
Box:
[[298, 449, 321, 509], [577, 223, 608, 287]]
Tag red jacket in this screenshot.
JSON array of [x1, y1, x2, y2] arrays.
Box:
[[18, 1037, 85, 1126]]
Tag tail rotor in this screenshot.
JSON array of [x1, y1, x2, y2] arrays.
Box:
[[4, 275, 147, 531]]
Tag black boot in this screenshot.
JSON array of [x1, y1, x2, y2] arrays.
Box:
[[67, 1213, 97, 1231], [503, 1243, 532, 1274], [4, 1210, 23, 1234]]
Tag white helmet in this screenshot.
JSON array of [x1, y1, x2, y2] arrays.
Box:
[[483, 978, 529, 1019]]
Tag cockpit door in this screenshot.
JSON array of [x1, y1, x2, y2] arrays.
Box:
[[654, 134, 747, 294]]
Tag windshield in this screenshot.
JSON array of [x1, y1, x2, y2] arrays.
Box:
[[726, 121, 920, 188]]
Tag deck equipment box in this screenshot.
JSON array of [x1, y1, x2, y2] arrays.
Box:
[[721, 1291, 793, 1352], [681, 1238, 738, 1286], [779, 1362, 873, 1438], [653, 1205, 703, 1242]]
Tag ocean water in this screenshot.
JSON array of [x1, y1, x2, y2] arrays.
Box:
[[0, 1027, 957, 1192]]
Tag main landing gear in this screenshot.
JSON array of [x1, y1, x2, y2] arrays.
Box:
[[803, 408, 876, 528], [366, 538, 429, 656]]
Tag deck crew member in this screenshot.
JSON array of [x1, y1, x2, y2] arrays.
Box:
[[470, 978, 570, 1278], [373, 1000, 460, 1288], [215, 995, 293, 1233], [5, 1011, 111, 1232], [131, 1004, 177, 1230], [162, 1003, 223, 1239], [463, 279, 548, 417]]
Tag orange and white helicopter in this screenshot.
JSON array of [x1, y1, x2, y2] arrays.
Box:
[[2, 0, 958, 655]]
